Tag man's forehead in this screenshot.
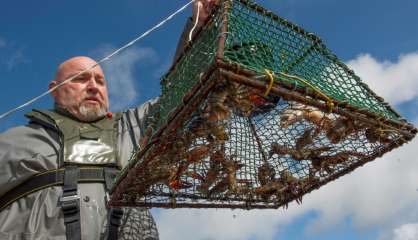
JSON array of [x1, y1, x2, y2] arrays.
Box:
[[56, 56, 104, 79], [66, 64, 104, 74], [62, 58, 101, 71]]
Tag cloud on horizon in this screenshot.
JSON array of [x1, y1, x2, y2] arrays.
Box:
[[153, 52, 418, 240], [392, 223, 418, 240], [155, 134, 418, 240]]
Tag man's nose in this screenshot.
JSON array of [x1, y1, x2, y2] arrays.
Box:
[[86, 77, 99, 93]]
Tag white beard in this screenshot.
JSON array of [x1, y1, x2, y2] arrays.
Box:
[[79, 103, 107, 122]]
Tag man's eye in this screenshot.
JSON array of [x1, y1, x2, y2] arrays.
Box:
[[96, 77, 105, 85], [73, 76, 86, 81]]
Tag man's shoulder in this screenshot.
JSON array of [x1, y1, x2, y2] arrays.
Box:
[[0, 122, 50, 140], [0, 108, 58, 143], [0, 125, 29, 137]]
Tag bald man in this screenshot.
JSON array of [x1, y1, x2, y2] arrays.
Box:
[[0, 58, 159, 239], [0, 1, 218, 239], [50, 56, 110, 122]]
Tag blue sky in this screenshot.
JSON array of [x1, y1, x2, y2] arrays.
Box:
[[0, 0, 417, 239]]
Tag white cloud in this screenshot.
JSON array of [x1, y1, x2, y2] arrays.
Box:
[[303, 134, 418, 233], [92, 44, 157, 111], [347, 52, 418, 105], [152, 52, 418, 240], [153, 134, 418, 240], [393, 223, 418, 240], [154, 207, 303, 240]]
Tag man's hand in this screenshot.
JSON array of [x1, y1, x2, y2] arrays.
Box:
[[192, 0, 220, 25]]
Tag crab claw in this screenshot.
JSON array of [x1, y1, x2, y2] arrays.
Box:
[[185, 171, 205, 181], [169, 179, 193, 190]]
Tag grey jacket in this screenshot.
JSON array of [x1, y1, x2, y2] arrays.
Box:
[[0, 100, 159, 240]]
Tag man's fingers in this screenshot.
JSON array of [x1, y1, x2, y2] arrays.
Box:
[[192, 0, 205, 18], [192, 0, 220, 23], [195, 0, 216, 13]]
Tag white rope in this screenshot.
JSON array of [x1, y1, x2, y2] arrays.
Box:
[[0, 0, 195, 121], [188, 1, 202, 41]]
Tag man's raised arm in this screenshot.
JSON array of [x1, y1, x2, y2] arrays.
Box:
[[173, 0, 220, 63]]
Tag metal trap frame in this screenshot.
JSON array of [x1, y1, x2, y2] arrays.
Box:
[[109, 0, 417, 209]]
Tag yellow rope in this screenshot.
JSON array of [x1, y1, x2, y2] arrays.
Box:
[[263, 69, 275, 96], [279, 72, 335, 112]]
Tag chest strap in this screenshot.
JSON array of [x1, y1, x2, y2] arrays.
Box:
[[0, 166, 121, 240], [62, 166, 81, 240], [0, 166, 119, 212]]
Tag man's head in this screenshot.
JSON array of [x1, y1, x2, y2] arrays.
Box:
[[49, 56, 109, 122]]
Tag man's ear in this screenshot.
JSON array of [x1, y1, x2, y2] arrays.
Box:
[[49, 80, 58, 98]]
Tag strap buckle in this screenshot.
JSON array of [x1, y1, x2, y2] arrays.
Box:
[[60, 190, 81, 224], [60, 191, 80, 203]]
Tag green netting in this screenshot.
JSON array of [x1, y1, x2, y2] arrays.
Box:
[[156, 9, 222, 128], [154, 0, 402, 130], [223, 0, 400, 121]]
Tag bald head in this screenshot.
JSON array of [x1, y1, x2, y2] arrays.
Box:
[[54, 56, 104, 83], [49, 56, 109, 122]]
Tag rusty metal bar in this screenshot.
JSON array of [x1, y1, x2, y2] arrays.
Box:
[[247, 118, 268, 164], [216, 0, 231, 60]]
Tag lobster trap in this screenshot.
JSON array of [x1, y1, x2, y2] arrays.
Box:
[[109, 0, 417, 209]]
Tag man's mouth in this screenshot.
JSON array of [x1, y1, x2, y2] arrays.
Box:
[[84, 97, 101, 104]]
